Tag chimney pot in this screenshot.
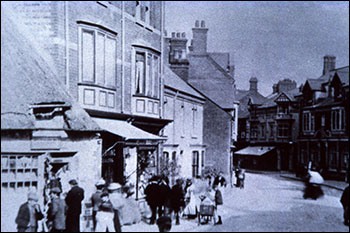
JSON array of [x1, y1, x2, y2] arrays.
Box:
[[176, 32, 181, 38], [201, 20, 205, 28], [171, 32, 176, 38], [164, 30, 168, 37], [195, 20, 200, 28], [182, 32, 186, 38]]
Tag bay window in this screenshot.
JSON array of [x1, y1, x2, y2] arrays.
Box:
[[80, 26, 117, 88]]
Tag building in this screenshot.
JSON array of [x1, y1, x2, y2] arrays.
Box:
[[168, 20, 239, 178], [1, 10, 102, 232], [161, 32, 206, 182], [235, 78, 301, 171], [236, 77, 267, 152], [297, 55, 349, 181], [4, 1, 171, 200]]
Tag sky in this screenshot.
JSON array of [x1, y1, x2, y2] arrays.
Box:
[[165, 1, 349, 96]]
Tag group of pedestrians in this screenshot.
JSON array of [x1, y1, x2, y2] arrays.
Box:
[[15, 179, 84, 232], [144, 173, 227, 228]]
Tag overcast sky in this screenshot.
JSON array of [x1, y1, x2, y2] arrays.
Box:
[[165, 1, 349, 96]]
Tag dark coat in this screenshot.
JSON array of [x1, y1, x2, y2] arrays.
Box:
[[341, 186, 349, 209], [158, 182, 171, 206], [213, 176, 227, 187], [215, 189, 223, 205], [170, 184, 185, 211], [65, 186, 84, 215], [15, 202, 44, 230], [144, 182, 160, 207], [48, 198, 67, 230]]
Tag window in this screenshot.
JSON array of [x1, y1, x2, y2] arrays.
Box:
[[329, 150, 337, 170], [81, 27, 117, 88], [303, 112, 314, 132], [192, 151, 199, 177], [250, 125, 258, 139], [134, 50, 160, 98], [278, 123, 289, 137], [341, 152, 349, 171], [1, 154, 40, 190], [321, 114, 326, 127], [269, 123, 274, 139], [331, 108, 345, 131], [136, 1, 151, 25], [260, 124, 265, 138], [162, 152, 169, 168], [181, 102, 185, 137], [192, 105, 197, 137], [201, 151, 205, 168]]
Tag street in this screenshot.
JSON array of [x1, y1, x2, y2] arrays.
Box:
[[123, 172, 348, 232]]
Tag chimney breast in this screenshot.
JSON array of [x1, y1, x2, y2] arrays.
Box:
[[195, 20, 200, 28], [323, 55, 336, 75], [250, 77, 258, 92], [191, 20, 208, 54]]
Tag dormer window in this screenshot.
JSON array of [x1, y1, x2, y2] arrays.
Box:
[[31, 102, 71, 129]]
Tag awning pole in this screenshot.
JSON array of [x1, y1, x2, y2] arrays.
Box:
[[136, 149, 139, 201]]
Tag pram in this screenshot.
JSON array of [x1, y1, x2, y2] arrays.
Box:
[[197, 195, 216, 225]]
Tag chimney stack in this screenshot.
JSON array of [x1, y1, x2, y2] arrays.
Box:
[[168, 31, 189, 81], [323, 55, 336, 75], [191, 20, 208, 54], [249, 77, 258, 92]]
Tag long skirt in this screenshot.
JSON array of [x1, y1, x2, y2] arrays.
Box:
[[303, 183, 324, 200]]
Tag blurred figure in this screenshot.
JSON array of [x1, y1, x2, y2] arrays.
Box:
[[340, 185, 349, 226], [156, 216, 172, 232], [47, 187, 66, 232], [170, 179, 185, 225], [91, 178, 106, 231], [95, 192, 115, 232], [158, 175, 171, 217], [303, 168, 324, 200], [15, 191, 44, 232], [65, 179, 84, 232], [108, 182, 125, 232]]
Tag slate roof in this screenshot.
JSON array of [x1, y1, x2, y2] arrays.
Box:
[[1, 9, 100, 131], [208, 52, 230, 71], [260, 87, 301, 108], [304, 66, 349, 91], [164, 65, 205, 100], [236, 89, 267, 119], [187, 54, 235, 109]]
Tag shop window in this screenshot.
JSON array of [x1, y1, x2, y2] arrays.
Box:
[[1, 154, 41, 190]]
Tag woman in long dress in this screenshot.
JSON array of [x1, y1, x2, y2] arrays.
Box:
[[183, 180, 198, 218]]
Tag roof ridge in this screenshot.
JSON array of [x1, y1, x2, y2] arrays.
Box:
[[207, 54, 235, 81]]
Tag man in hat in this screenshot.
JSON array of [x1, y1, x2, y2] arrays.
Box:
[[16, 191, 44, 232], [91, 178, 106, 230], [107, 182, 125, 232], [156, 216, 172, 232], [65, 179, 84, 232], [48, 187, 66, 232]]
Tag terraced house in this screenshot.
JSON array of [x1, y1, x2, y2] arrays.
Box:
[[297, 55, 349, 181]]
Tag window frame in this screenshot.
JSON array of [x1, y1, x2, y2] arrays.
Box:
[[79, 24, 117, 89], [331, 107, 345, 131]]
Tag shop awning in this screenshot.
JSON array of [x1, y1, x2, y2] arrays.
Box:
[[92, 117, 167, 141], [234, 146, 275, 156]]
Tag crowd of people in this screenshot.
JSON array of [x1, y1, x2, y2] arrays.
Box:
[[14, 165, 349, 232]]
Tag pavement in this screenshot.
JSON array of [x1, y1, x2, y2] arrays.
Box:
[[121, 172, 349, 232]]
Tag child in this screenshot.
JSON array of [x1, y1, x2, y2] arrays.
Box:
[[95, 192, 116, 232]]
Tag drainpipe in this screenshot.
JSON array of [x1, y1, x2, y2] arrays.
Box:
[[121, 1, 125, 113], [173, 91, 179, 145], [65, 1, 69, 91]]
